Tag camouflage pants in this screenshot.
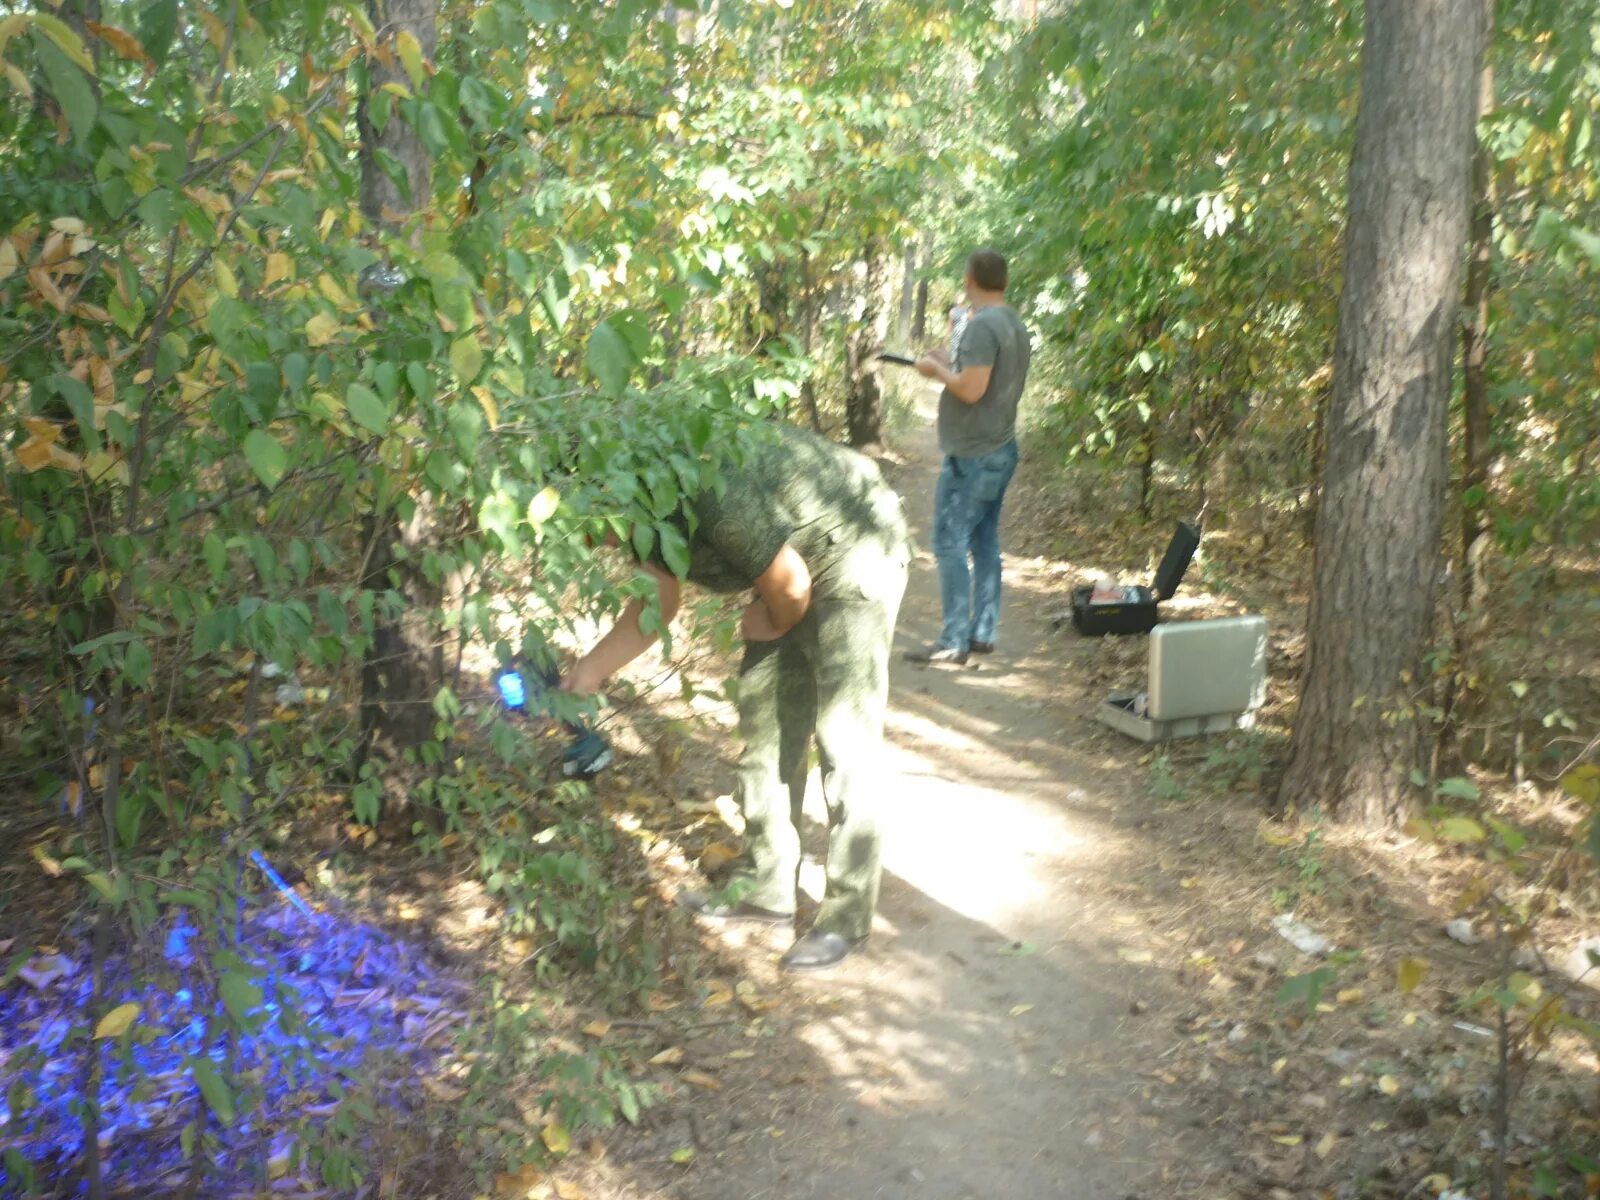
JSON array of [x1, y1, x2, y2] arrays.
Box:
[[726, 542, 910, 939]]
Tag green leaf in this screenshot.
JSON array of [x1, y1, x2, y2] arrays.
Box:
[[123, 639, 153, 688], [344, 383, 389, 435], [1437, 816, 1486, 843], [449, 334, 483, 383], [586, 320, 632, 396], [527, 485, 560, 531], [1435, 776, 1479, 802], [34, 34, 97, 147], [203, 533, 226, 581], [188, 1056, 236, 1125], [1275, 966, 1336, 1013], [243, 431, 286, 488], [282, 352, 310, 392], [138, 0, 180, 64], [219, 971, 263, 1023]]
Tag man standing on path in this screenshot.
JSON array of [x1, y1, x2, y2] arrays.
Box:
[[907, 248, 1032, 666], [560, 425, 912, 972]]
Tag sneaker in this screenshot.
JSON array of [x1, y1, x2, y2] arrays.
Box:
[[904, 643, 968, 666], [970, 641, 995, 655]]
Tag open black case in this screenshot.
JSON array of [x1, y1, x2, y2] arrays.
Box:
[[1070, 522, 1201, 637]]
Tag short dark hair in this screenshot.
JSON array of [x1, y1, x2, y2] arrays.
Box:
[[967, 248, 1008, 292]]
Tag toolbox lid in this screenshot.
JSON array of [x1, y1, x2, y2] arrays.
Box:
[[1151, 521, 1201, 601]]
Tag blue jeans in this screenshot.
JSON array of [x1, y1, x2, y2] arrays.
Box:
[[931, 440, 1019, 650]]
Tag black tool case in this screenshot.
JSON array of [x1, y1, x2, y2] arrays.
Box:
[[1070, 522, 1201, 637]]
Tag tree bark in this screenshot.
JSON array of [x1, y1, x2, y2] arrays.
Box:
[[356, 0, 437, 225], [1459, 0, 1496, 617], [1276, 0, 1484, 827], [844, 240, 888, 450], [356, 0, 440, 769]]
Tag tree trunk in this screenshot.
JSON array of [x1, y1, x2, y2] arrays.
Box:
[[356, 0, 437, 225], [1276, 0, 1483, 827], [844, 241, 888, 450], [1459, 0, 1496, 618], [799, 250, 823, 433], [911, 233, 932, 342], [356, 0, 439, 769], [895, 241, 917, 346]]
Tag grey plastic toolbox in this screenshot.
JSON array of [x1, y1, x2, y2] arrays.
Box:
[[1096, 616, 1268, 742]]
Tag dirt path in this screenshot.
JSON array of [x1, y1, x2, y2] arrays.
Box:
[[597, 402, 1226, 1199]]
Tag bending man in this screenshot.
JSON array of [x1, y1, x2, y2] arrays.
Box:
[[562, 425, 911, 972]]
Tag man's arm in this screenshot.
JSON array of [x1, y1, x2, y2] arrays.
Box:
[[915, 357, 992, 404], [562, 562, 682, 693], [740, 544, 812, 642]]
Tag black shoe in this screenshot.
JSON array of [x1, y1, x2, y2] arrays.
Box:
[[779, 929, 865, 972], [904, 642, 968, 666], [678, 890, 793, 925], [970, 640, 995, 655]]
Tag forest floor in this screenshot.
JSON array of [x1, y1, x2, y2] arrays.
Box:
[[5, 392, 1598, 1199], [542, 392, 1600, 1200]]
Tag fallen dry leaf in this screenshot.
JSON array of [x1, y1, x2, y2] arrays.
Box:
[[1009, 1004, 1034, 1017], [699, 841, 739, 871], [703, 980, 734, 1007], [1117, 947, 1153, 964], [554, 1181, 586, 1200], [1336, 988, 1364, 1005], [646, 991, 679, 1012], [1377, 1075, 1401, 1096], [681, 1069, 721, 1091], [649, 1046, 685, 1066], [494, 1164, 543, 1198], [581, 1019, 612, 1038], [1315, 1132, 1338, 1159]]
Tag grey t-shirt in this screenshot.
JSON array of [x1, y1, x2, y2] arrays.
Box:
[[939, 303, 1031, 458]]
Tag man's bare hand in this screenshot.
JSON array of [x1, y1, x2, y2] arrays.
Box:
[[561, 660, 606, 694], [914, 355, 946, 380]]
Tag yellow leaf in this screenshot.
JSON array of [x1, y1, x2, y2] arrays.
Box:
[[50, 216, 87, 235], [703, 980, 734, 1008], [541, 1123, 572, 1155], [1314, 1132, 1337, 1159], [305, 311, 340, 347], [31, 13, 97, 72], [646, 991, 678, 1012], [3, 60, 34, 101], [1009, 1003, 1034, 1017], [395, 28, 426, 90], [83, 450, 129, 487], [0, 238, 16, 281], [1421, 1174, 1453, 1194], [1397, 956, 1428, 994], [380, 80, 414, 100], [527, 485, 560, 530], [1259, 823, 1300, 847], [1377, 1075, 1400, 1095], [1272, 1134, 1302, 1147], [85, 21, 153, 68], [581, 1019, 611, 1038], [681, 1069, 721, 1091], [1116, 947, 1153, 964], [472, 386, 500, 428], [554, 1182, 586, 1200], [31, 845, 62, 876], [94, 1002, 140, 1039], [214, 258, 239, 299], [1336, 988, 1363, 1005], [317, 273, 350, 307], [264, 253, 293, 288], [649, 1046, 684, 1066]]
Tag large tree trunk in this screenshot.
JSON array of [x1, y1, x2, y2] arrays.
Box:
[[1276, 0, 1484, 827], [356, 0, 439, 768], [843, 240, 888, 450]]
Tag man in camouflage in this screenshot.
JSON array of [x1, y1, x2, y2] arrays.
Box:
[[561, 425, 911, 971]]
